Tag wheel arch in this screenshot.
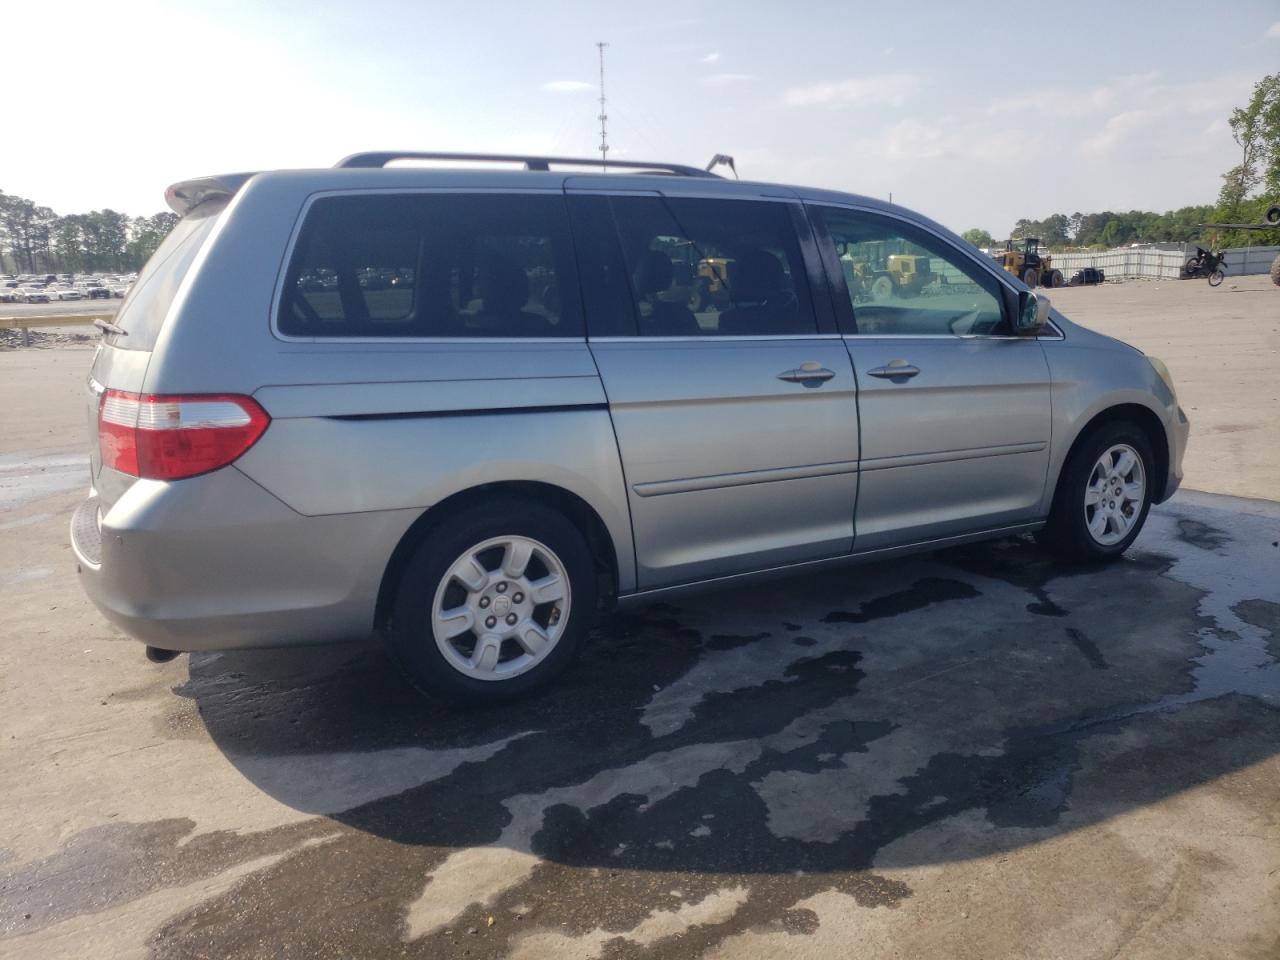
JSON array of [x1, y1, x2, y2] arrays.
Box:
[[1055, 402, 1171, 504], [374, 480, 621, 633]]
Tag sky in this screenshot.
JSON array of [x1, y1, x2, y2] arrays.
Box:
[[3, 0, 1278, 235]]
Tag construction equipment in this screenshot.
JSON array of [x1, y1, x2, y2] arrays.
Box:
[[995, 237, 1062, 289], [839, 241, 934, 301]]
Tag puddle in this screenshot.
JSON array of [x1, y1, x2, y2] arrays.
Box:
[[0, 567, 52, 587], [0, 453, 88, 510], [0, 512, 51, 532]]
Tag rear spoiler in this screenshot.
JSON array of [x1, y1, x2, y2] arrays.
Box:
[[164, 173, 257, 216]]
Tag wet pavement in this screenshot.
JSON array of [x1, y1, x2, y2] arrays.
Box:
[[1, 477, 1278, 959]]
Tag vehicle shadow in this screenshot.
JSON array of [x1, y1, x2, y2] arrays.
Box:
[[152, 519, 1280, 954]]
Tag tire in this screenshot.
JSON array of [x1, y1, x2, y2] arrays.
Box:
[[1208, 269, 1224, 287], [385, 499, 598, 701], [870, 275, 893, 301], [1270, 253, 1280, 287], [1184, 256, 1200, 276], [1036, 420, 1155, 563], [688, 285, 704, 313], [1049, 269, 1063, 288], [1022, 267, 1038, 288], [1266, 204, 1280, 226]]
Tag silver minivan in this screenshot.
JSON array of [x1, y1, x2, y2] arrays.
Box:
[[71, 152, 1188, 700]]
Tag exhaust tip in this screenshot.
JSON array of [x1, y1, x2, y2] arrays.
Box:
[[145, 646, 181, 664]]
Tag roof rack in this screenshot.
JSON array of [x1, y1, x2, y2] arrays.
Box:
[[334, 151, 720, 178]]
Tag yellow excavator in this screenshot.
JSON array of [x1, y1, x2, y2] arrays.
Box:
[[997, 237, 1062, 289]]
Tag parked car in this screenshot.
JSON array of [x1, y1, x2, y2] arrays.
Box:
[[71, 152, 1189, 701], [109, 282, 132, 298], [15, 286, 51, 304], [79, 281, 112, 300]]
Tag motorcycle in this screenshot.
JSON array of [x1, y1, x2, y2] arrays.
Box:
[[1184, 247, 1227, 286]]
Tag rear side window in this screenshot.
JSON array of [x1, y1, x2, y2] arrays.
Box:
[[106, 199, 225, 351], [278, 193, 582, 338], [605, 196, 817, 337]]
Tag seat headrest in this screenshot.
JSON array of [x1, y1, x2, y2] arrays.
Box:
[[633, 250, 675, 297], [729, 249, 787, 303], [478, 255, 529, 315]]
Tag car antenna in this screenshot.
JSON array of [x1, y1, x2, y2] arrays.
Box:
[[705, 154, 738, 179]]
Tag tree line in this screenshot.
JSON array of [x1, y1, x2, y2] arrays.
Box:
[[965, 72, 1280, 251], [962, 207, 1218, 250], [0, 190, 177, 275]]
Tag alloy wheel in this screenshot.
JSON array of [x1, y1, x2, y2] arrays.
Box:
[[430, 535, 571, 681], [1083, 443, 1146, 546]]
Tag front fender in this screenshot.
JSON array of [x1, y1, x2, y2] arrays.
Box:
[[1040, 323, 1187, 511]]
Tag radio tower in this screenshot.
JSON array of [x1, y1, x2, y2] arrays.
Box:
[[596, 41, 609, 170]]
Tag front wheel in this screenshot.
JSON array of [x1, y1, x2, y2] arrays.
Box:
[[1036, 421, 1154, 562], [1208, 269, 1224, 287], [386, 500, 597, 701], [1022, 267, 1038, 288]]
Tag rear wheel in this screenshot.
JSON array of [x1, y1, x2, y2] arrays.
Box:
[[386, 500, 597, 701], [1036, 421, 1154, 562]]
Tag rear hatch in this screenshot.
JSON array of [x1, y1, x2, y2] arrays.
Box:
[[87, 190, 232, 511]]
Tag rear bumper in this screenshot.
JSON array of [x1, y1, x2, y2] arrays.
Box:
[[70, 466, 417, 651]]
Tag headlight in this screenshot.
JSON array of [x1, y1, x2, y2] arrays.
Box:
[[1147, 356, 1176, 397]]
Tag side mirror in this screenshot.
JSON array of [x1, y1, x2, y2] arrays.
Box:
[[1015, 291, 1051, 334]]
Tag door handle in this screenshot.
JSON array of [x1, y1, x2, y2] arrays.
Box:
[[777, 361, 836, 384], [868, 360, 920, 380]]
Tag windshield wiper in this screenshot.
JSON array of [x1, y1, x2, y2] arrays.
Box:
[[93, 318, 127, 336]]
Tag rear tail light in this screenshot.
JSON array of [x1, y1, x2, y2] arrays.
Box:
[[99, 390, 270, 480]]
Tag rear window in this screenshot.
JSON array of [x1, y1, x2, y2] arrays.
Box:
[[278, 193, 582, 338], [106, 200, 225, 351]]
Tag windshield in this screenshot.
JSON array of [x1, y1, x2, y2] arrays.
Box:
[[105, 198, 226, 351]]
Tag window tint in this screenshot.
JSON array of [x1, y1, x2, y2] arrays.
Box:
[[606, 196, 817, 337], [107, 199, 225, 351], [279, 193, 581, 338], [816, 207, 1007, 337]]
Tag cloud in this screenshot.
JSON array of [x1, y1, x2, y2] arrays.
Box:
[[782, 73, 926, 107], [699, 51, 720, 63], [1267, 21, 1280, 38], [701, 72, 752, 86], [1078, 109, 1157, 157], [541, 80, 593, 93]]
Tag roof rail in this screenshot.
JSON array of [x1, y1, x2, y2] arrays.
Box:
[[334, 151, 720, 178]]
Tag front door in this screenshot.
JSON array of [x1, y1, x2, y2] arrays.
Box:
[[569, 191, 860, 588], [811, 204, 1053, 550]]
